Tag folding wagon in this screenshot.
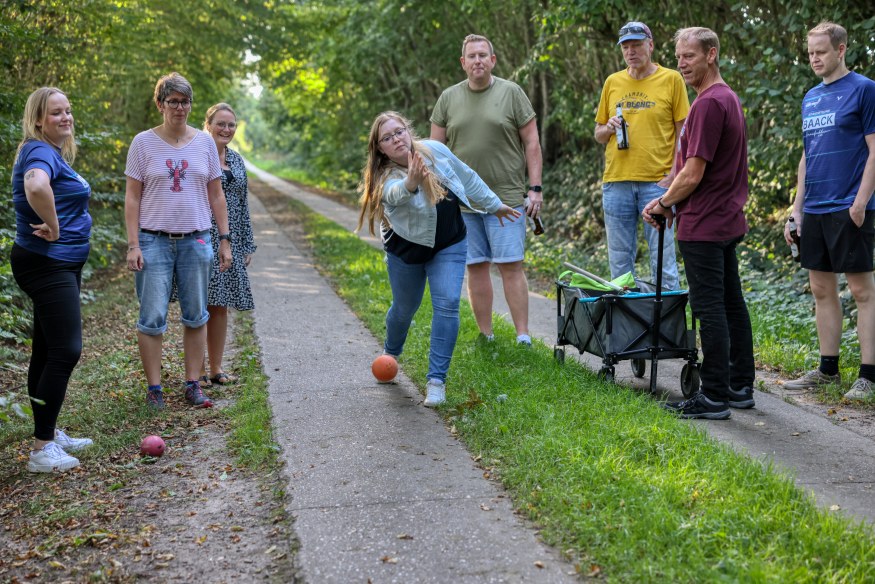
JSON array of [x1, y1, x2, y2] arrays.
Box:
[[553, 218, 700, 396]]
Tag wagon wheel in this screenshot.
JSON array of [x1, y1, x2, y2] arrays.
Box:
[[630, 358, 646, 378], [680, 363, 700, 398], [599, 366, 615, 383], [554, 347, 565, 364]]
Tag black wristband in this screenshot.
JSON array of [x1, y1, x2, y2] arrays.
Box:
[[657, 197, 670, 210], [528, 185, 542, 192]]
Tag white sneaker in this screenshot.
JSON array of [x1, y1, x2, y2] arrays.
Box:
[[424, 379, 446, 407], [844, 378, 874, 400], [28, 442, 80, 473], [54, 429, 93, 452]]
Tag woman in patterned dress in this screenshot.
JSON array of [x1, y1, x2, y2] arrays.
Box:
[[200, 103, 256, 386]]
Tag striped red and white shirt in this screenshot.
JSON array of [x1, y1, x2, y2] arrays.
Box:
[[125, 129, 222, 233]]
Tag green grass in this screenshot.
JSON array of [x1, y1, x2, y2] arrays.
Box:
[[225, 311, 281, 470], [288, 198, 875, 582]]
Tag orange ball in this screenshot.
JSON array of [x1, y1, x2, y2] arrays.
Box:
[[372, 354, 398, 382]]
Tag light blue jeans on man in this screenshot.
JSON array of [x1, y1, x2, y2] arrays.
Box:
[[384, 238, 467, 383], [602, 181, 680, 290], [135, 231, 212, 335]]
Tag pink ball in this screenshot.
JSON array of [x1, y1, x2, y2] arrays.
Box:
[[140, 435, 166, 457]]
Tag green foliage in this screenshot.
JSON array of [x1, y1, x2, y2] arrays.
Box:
[[250, 1, 874, 255]]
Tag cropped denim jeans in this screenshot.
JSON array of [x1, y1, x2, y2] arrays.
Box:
[[602, 181, 680, 289], [135, 231, 212, 335], [384, 238, 467, 383]]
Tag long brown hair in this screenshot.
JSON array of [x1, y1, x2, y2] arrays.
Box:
[[16, 87, 77, 164], [356, 111, 446, 236]]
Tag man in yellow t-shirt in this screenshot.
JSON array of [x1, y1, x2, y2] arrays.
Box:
[[595, 21, 689, 289]]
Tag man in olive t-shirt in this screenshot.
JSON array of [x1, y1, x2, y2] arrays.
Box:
[[431, 34, 543, 345]]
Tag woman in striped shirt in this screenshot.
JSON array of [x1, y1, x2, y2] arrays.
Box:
[[124, 72, 232, 410]]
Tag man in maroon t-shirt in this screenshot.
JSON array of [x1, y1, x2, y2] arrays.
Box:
[[643, 27, 755, 420]]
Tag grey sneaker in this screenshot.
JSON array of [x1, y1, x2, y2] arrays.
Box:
[[844, 378, 874, 400], [28, 442, 80, 473], [54, 429, 93, 452], [516, 334, 532, 346], [727, 386, 755, 409], [424, 379, 446, 407], [784, 369, 840, 390]]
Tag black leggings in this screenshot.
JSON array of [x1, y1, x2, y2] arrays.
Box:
[[10, 244, 85, 441]]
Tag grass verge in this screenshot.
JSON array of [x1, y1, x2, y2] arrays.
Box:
[[288, 198, 875, 582]]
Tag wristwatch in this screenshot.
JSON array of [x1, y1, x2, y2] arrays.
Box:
[[218, 233, 232, 242], [528, 185, 542, 192]]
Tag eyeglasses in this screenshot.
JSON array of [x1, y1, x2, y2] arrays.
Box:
[[618, 24, 650, 38], [164, 99, 192, 110], [214, 122, 237, 130], [379, 127, 407, 144]]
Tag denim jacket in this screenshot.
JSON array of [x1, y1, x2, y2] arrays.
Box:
[[381, 140, 502, 247]]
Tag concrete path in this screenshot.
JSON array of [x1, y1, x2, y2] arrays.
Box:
[[247, 163, 875, 556], [247, 179, 576, 582]]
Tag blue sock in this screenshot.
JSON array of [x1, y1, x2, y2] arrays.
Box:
[[148, 384, 162, 392]]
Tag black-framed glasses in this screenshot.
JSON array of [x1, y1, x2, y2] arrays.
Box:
[[164, 99, 192, 110], [379, 127, 407, 144], [619, 24, 649, 37]]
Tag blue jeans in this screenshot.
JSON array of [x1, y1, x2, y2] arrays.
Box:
[[679, 237, 755, 401], [384, 239, 467, 383], [135, 231, 212, 334], [462, 206, 526, 264], [602, 181, 680, 289]]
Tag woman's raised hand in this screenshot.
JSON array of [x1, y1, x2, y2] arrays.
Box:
[[404, 148, 428, 192]]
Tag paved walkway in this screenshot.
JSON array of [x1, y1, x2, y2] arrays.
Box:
[[246, 163, 875, 581], [247, 174, 575, 582]]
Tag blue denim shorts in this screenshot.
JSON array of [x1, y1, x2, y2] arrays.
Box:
[[462, 206, 526, 264], [135, 231, 212, 334]]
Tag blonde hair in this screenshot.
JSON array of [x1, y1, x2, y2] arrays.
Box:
[[357, 111, 446, 237], [17, 87, 77, 164], [808, 22, 847, 50], [204, 102, 236, 131]]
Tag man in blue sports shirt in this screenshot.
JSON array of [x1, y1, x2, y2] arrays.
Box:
[[784, 22, 875, 400]]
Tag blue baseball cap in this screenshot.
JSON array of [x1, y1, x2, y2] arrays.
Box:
[[617, 21, 652, 44]]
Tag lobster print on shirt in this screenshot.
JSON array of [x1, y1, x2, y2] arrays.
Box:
[[166, 159, 188, 192]]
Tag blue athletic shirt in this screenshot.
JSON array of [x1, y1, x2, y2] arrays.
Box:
[[801, 71, 875, 214], [12, 140, 92, 262]]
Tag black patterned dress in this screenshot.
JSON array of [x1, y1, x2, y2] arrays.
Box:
[[208, 148, 256, 310]]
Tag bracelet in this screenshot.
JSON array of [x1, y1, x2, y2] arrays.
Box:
[[657, 197, 670, 210], [128, 245, 140, 251]]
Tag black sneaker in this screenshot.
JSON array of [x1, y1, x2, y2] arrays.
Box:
[[184, 381, 213, 408], [663, 392, 731, 420], [727, 386, 755, 409], [146, 388, 165, 410]]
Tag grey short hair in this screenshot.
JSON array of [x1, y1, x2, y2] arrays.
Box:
[[674, 27, 720, 64], [153, 72, 193, 106], [462, 34, 494, 56]]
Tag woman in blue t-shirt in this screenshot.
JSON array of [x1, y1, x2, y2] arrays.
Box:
[[357, 111, 519, 407], [11, 87, 94, 473]]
